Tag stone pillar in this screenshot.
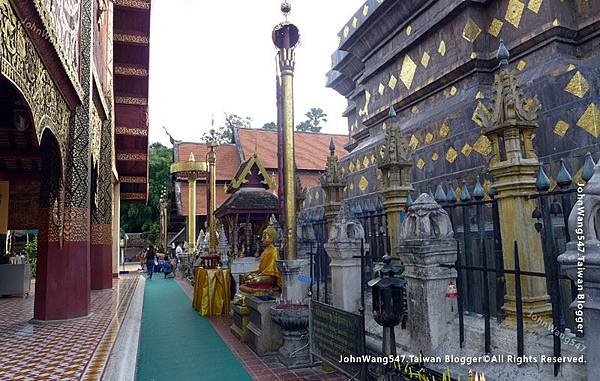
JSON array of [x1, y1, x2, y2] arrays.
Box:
[[559, 161, 600, 379], [276, 259, 308, 303], [320, 139, 345, 227], [207, 142, 218, 255], [477, 41, 551, 320], [378, 106, 413, 257], [398, 194, 457, 353], [324, 203, 367, 313], [112, 182, 121, 278]]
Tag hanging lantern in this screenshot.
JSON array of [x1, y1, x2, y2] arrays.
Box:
[[445, 281, 458, 298]]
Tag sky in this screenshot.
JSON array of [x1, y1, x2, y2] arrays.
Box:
[[148, 0, 365, 146]]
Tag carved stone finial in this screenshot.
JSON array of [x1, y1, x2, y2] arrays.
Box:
[[400, 193, 453, 240], [497, 38, 509, 67], [329, 138, 335, 154], [320, 139, 344, 188], [328, 202, 365, 242]]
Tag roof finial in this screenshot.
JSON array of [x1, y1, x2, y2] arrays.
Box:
[[281, 1, 291, 21], [329, 138, 335, 154], [498, 38, 509, 67]]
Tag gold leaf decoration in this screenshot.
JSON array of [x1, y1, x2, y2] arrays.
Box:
[[505, 0, 525, 28], [343, 25, 350, 38], [400, 55, 417, 89], [517, 60, 527, 71], [564, 71, 590, 98], [349, 161, 355, 172], [450, 86, 458, 96], [471, 52, 478, 59], [363, 156, 370, 168], [476, 91, 484, 100], [472, 102, 487, 128], [462, 18, 482, 43], [552, 18, 560, 26], [406, 25, 412, 36], [411, 106, 419, 114], [417, 158, 425, 170], [553, 120, 570, 137], [440, 121, 450, 138], [382, 122, 387, 130], [488, 18, 504, 37], [432, 152, 439, 161], [388, 74, 398, 90], [359, 176, 369, 192], [438, 40, 446, 56], [425, 132, 434, 143], [577, 103, 599, 138], [421, 51, 430, 68], [528, 0, 543, 13], [352, 17, 358, 28], [356, 159, 362, 170], [363, 4, 369, 16], [378, 83, 385, 96], [409, 135, 420, 150], [446, 147, 458, 163], [461, 143, 473, 157], [473, 135, 492, 156]]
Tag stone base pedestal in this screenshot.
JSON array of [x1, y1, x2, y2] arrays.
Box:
[[276, 259, 308, 303], [230, 304, 250, 343], [246, 296, 283, 356], [278, 329, 310, 367], [230, 257, 260, 294], [325, 241, 365, 313]]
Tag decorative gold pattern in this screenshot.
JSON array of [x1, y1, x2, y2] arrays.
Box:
[[409, 135, 419, 150], [114, 33, 149, 44], [446, 147, 458, 163], [411, 106, 419, 114], [359, 176, 369, 192], [120, 176, 147, 183], [115, 127, 148, 136], [440, 121, 450, 138], [576, 103, 599, 138], [406, 25, 412, 36], [505, 0, 526, 28], [121, 193, 147, 201], [352, 17, 358, 28], [517, 60, 527, 71], [343, 25, 350, 38], [472, 102, 487, 128], [552, 18, 560, 26], [471, 52, 477, 59], [564, 71, 590, 98], [438, 40, 446, 56], [421, 51, 430, 68], [358, 90, 371, 117], [488, 18, 504, 37], [62, 208, 90, 242], [115, 66, 148, 76], [461, 143, 473, 157], [432, 152, 439, 161], [91, 224, 112, 245], [117, 153, 147, 161], [462, 19, 482, 43], [362, 4, 369, 16], [378, 83, 385, 96], [388, 74, 398, 90], [553, 120, 570, 137], [425, 132, 434, 143], [476, 91, 484, 99], [115, 96, 148, 105], [115, 0, 150, 9], [450, 86, 458, 96], [528, 0, 543, 13], [349, 161, 355, 172], [473, 135, 492, 156], [363, 156, 370, 168], [400, 55, 417, 89], [417, 158, 425, 169]]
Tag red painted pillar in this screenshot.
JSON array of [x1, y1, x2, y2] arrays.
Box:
[[34, 208, 91, 321], [90, 224, 113, 290]]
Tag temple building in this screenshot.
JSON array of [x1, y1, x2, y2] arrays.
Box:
[[0, 0, 152, 320], [169, 127, 349, 251]]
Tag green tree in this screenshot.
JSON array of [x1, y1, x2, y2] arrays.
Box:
[[120, 142, 173, 245], [295, 107, 327, 133], [202, 113, 252, 144], [262, 122, 277, 130]]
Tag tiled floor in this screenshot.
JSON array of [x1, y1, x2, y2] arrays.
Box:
[[0, 276, 139, 381], [175, 279, 348, 381]]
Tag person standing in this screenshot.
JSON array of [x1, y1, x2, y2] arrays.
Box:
[[146, 246, 156, 280]]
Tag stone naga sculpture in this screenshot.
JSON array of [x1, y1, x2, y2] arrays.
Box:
[[328, 202, 365, 243], [400, 193, 453, 240]]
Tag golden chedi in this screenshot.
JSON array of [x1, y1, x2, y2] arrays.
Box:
[[234, 223, 282, 305]]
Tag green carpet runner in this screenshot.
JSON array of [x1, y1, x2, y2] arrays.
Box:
[[136, 278, 251, 381]]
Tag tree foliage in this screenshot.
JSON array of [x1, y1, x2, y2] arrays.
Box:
[[262, 122, 277, 130], [202, 113, 252, 144], [120, 142, 173, 245], [295, 107, 327, 133]]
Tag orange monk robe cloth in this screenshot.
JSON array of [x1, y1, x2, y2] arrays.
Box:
[[192, 268, 231, 316], [257, 245, 282, 290]]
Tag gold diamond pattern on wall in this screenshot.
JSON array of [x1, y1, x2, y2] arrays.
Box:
[[406, 25, 412, 36], [488, 18, 504, 37], [506, 0, 525, 28], [388, 74, 398, 90], [471, 52, 478, 59], [472, 102, 486, 128], [400, 55, 417, 90], [517, 60, 527, 71], [564, 71, 590, 98], [473, 135, 492, 156], [352, 17, 358, 28], [315, 191, 320, 201], [440, 121, 450, 138], [363, 4, 369, 16], [446, 147, 458, 163], [450, 86, 458, 96], [528, 0, 543, 13], [438, 40, 446, 56], [409, 135, 420, 150], [461, 143, 473, 157], [462, 18, 482, 43], [363, 156, 370, 168], [425, 132, 434, 143], [553, 120, 570, 137], [359, 176, 369, 192], [577, 103, 599, 138], [552, 18, 560, 26], [421, 51, 430, 68], [411, 106, 419, 114], [432, 152, 439, 161], [349, 161, 355, 172], [417, 158, 425, 170], [356, 159, 362, 170], [371, 153, 376, 165], [382, 122, 387, 130], [378, 83, 385, 96], [349, 182, 354, 191], [343, 25, 350, 38], [476, 91, 484, 99]]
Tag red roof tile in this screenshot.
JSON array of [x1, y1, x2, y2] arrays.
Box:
[[236, 128, 349, 171], [176, 143, 240, 181], [179, 182, 232, 216]]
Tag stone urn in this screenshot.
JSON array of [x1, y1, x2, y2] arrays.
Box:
[[270, 303, 310, 367]]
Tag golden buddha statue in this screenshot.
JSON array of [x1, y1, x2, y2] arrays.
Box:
[[234, 223, 282, 305]]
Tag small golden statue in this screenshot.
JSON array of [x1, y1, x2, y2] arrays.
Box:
[[233, 222, 282, 305]]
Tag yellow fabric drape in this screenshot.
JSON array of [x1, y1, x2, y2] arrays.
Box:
[[192, 268, 231, 316], [256, 245, 282, 289]]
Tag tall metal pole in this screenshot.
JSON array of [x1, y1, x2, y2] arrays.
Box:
[[273, 14, 300, 260], [207, 142, 218, 255]]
